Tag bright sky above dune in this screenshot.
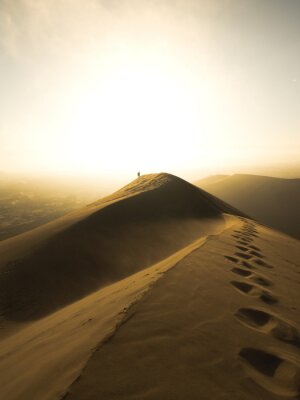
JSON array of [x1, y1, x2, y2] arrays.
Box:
[[0, 0, 299, 179]]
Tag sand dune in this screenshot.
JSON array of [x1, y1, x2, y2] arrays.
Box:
[[0, 173, 242, 322], [63, 219, 300, 400], [0, 173, 299, 400], [196, 174, 300, 239]]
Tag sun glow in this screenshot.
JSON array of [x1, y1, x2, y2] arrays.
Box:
[[2, 0, 298, 179], [65, 54, 210, 175]]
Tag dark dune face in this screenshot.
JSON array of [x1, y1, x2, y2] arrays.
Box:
[[0, 173, 243, 321], [196, 174, 300, 239]]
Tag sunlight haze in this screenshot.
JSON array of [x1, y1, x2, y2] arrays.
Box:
[[0, 0, 299, 180]]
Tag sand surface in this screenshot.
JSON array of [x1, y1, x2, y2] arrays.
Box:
[[0, 174, 299, 399], [64, 219, 300, 400], [0, 222, 227, 400], [0, 173, 238, 322]]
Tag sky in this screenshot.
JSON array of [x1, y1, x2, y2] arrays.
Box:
[[0, 0, 299, 181]]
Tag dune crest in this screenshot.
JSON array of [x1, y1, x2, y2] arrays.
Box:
[[0, 173, 241, 322]]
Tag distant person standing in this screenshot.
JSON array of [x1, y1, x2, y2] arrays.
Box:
[[137, 171, 140, 177]]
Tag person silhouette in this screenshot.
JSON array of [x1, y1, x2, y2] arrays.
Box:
[[137, 171, 140, 177]]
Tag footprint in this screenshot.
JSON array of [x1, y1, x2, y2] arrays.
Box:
[[235, 308, 300, 347], [254, 259, 273, 269], [245, 233, 258, 238], [243, 233, 258, 239], [232, 267, 273, 286], [240, 231, 252, 236], [236, 308, 270, 327], [239, 348, 300, 397], [230, 281, 278, 304], [250, 275, 273, 287], [241, 261, 255, 270], [240, 236, 253, 243], [260, 292, 278, 305], [249, 245, 261, 251], [231, 267, 252, 277], [236, 246, 250, 252], [231, 280, 253, 294], [235, 252, 252, 260], [240, 348, 281, 377], [250, 251, 264, 258], [237, 240, 250, 246], [242, 228, 257, 234], [225, 255, 239, 263]]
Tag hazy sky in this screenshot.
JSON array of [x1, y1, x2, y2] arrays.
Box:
[[0, 0, 299, 180]]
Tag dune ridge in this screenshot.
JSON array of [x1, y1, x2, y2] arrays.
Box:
[[0, 223, 230, 400], [0, 173, 243, 322], [63, 218, 300, 400]]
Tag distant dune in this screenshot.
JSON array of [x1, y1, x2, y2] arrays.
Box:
[[0, 173, 299, 400], [196, 174, 300, 239]]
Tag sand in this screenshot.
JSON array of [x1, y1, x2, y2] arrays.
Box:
[[62, 219, 300, 400], [0, 173, 299, 399], [196, 174, 300, 240], [0, 173, 241, 322]]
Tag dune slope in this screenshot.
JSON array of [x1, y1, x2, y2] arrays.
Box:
[[196, 174, 300, 239], [62, 219, 300, 400], [0, 173, 242, 322]]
